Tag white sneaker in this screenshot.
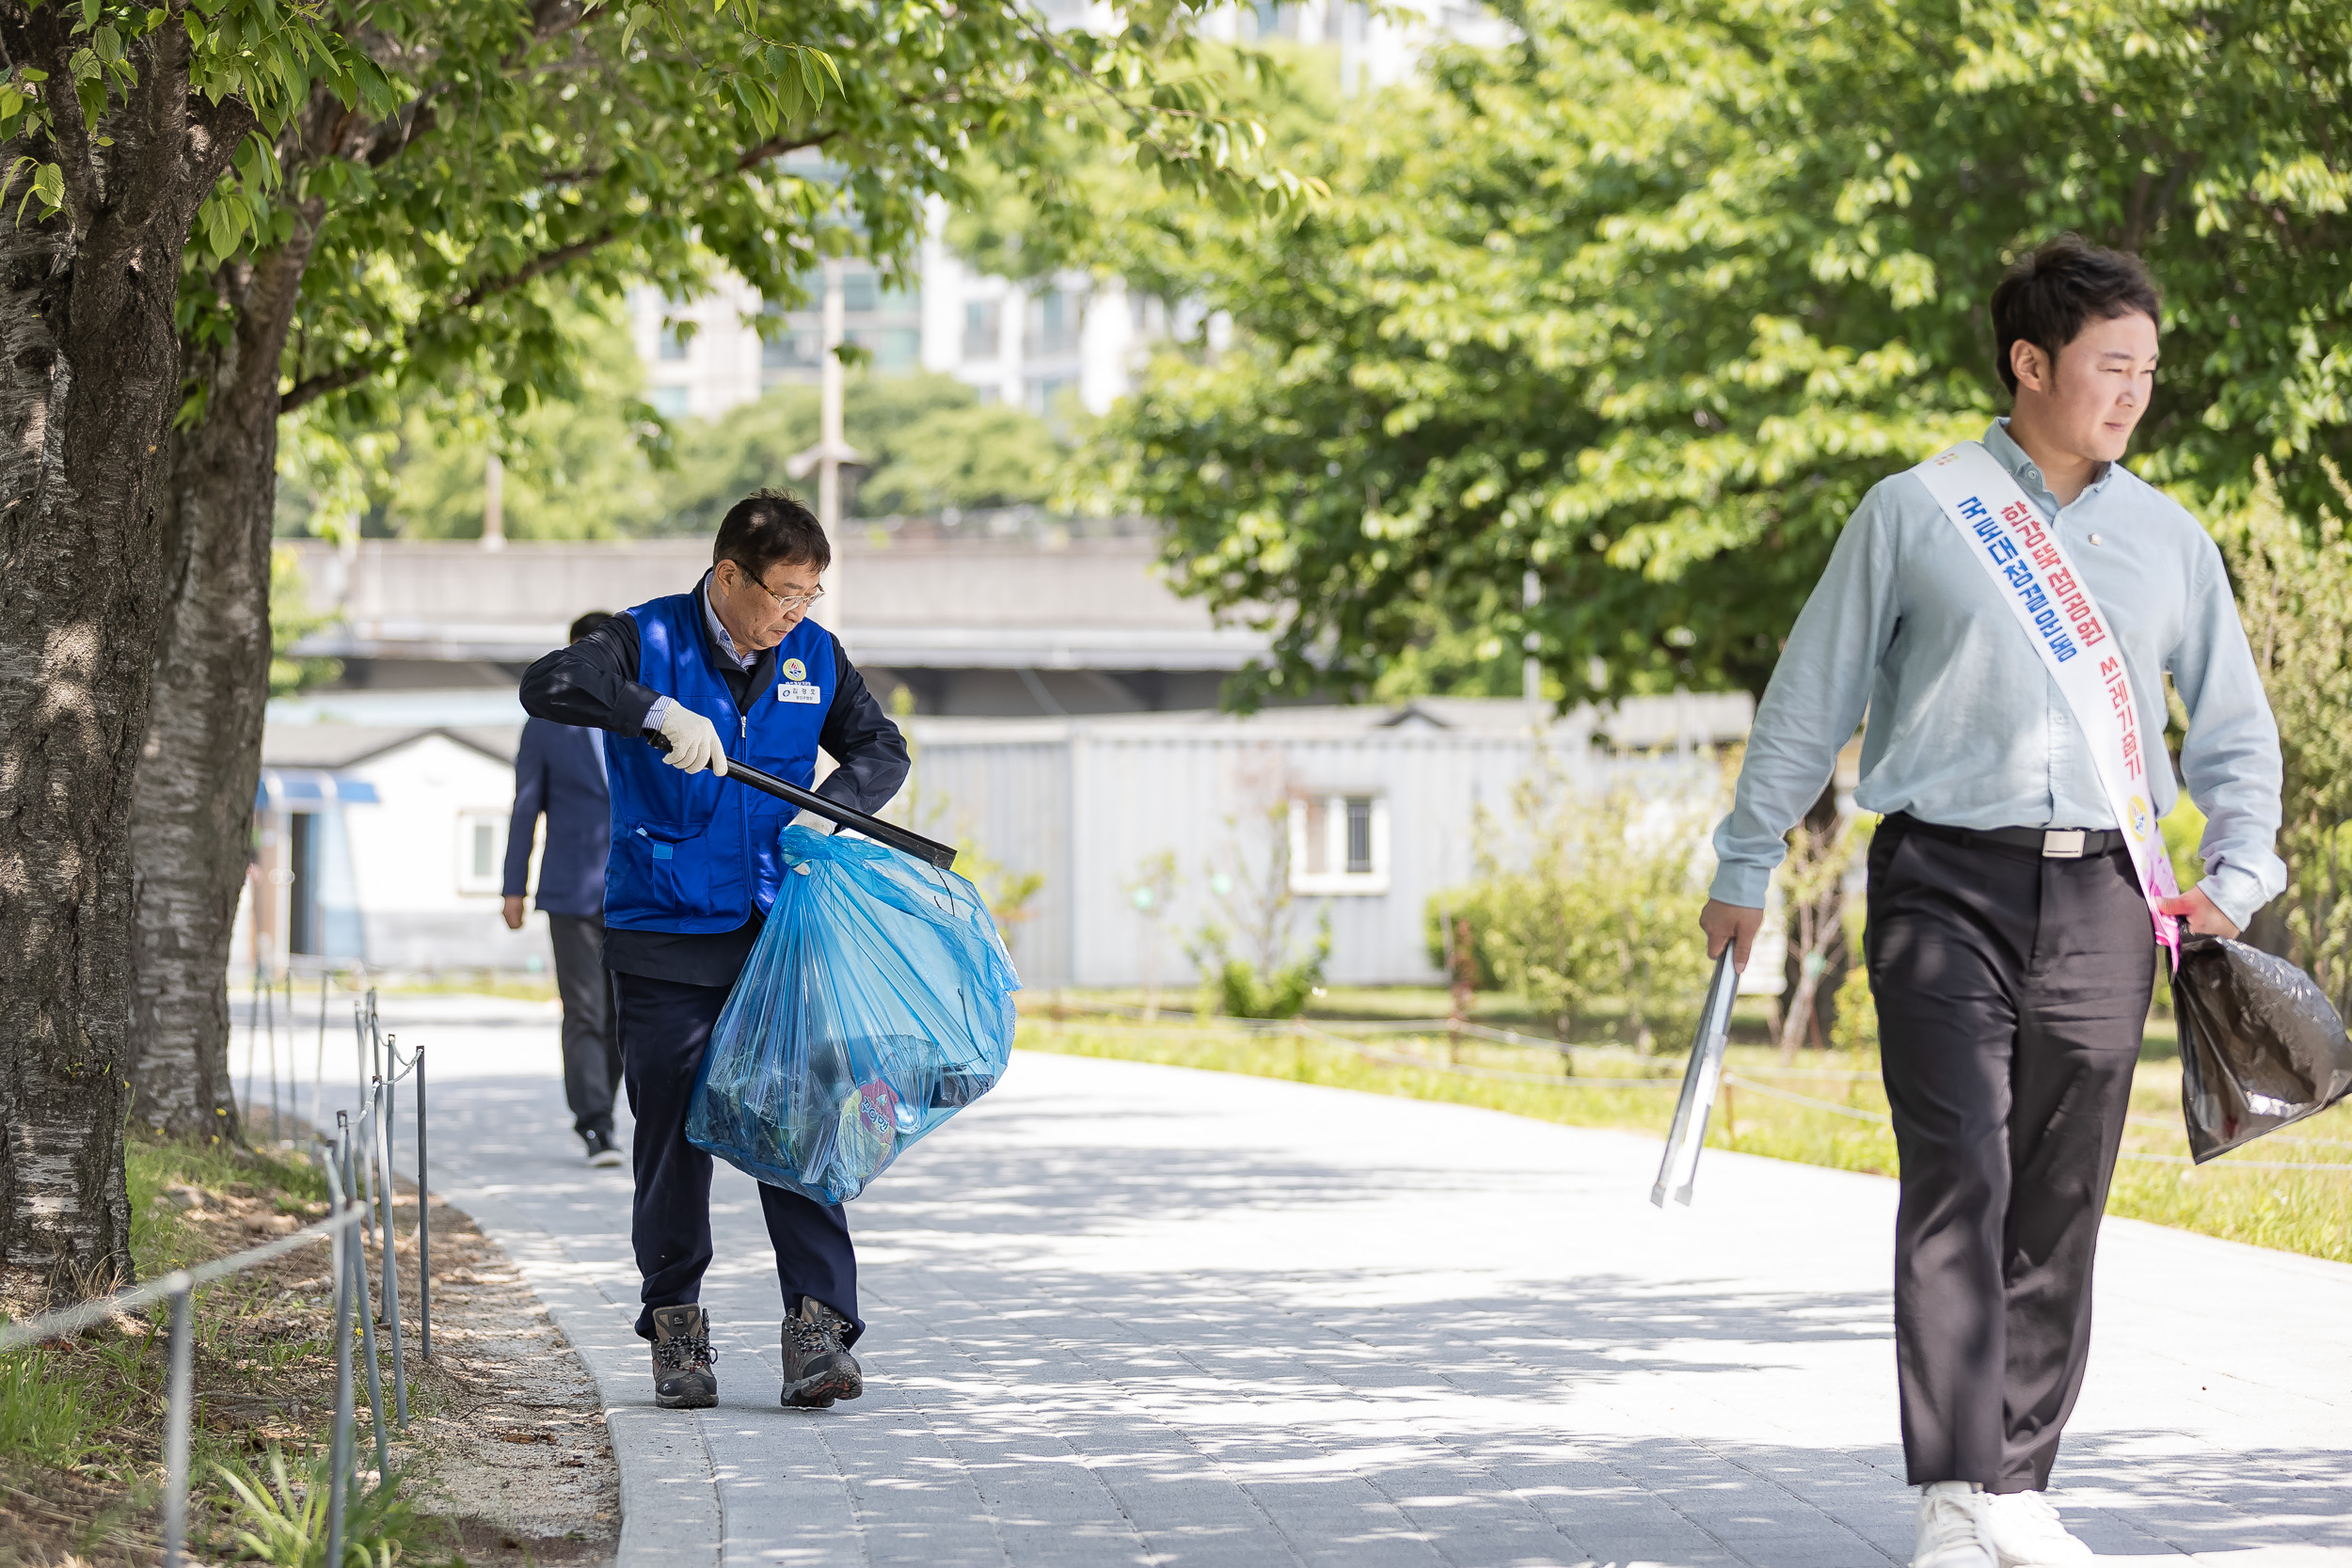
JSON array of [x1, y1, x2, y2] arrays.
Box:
[[1980, 1490, 2093, 1566], [1915, 1481, 1993, 1568]]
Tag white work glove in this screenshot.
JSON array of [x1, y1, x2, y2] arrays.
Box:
[[658, 703, 728, 777]]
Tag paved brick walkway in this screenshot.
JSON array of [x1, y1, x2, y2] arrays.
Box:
[[323, 996, 2352, 1567]]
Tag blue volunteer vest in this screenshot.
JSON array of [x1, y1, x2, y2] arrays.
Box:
[[603, 589, 836, 932]]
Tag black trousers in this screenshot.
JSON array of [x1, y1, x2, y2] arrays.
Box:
[[1867, 820, 2154, 1493], [548, 913, 623, 1137], [612, 971, 862, 1345]]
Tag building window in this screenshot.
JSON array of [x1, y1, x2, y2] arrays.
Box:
[[1289, 794, 1390, 895], [840, 270, 880, 313], [648, 386, 691, 417], [762, 325, 818, 370], [1025, 290, 1077, 358], [963, 300, 1000, 360], [455, 809, 506, 896], [657, 324, 691, 361], [850, 326, 921, 372]]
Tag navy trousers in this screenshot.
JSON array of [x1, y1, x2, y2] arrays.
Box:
[[612, 971, 863, 1345]]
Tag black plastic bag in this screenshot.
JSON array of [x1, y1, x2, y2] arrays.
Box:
[[2171, 933, 2352, 1161]]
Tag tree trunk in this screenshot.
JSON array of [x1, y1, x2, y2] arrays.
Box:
[[1781, 783, 1849, 1050], [0, 12, 251, 1294], [0, 224, 197, 1293], [128, 234, 320, 1138]]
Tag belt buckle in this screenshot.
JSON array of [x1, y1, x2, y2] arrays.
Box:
[[2042, 829, 2087, 859]]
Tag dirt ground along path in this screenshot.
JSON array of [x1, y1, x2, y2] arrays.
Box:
[[0, 1132, 616, 1568]]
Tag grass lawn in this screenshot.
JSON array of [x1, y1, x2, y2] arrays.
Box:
[[1015, 1002, 2352, 1265]]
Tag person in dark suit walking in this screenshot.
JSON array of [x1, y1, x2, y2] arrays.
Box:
[[504, 610, 628, 1168]]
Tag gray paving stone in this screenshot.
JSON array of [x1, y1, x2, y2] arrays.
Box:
[[338, 997, 2352, 1568]]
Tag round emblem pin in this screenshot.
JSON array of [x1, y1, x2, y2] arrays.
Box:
[[782, 657, 807, 682]]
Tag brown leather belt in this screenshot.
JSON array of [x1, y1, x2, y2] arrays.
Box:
[[1883, 811, 2126, 860]]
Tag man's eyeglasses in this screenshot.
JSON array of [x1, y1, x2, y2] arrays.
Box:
[[724, 562, 825, 613]]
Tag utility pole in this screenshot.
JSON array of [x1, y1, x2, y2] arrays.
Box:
[[788, 257, 862, 543], [1522, 567, 1543, 732], [482, 453, 505, 550], [818, 258, 847, 531]]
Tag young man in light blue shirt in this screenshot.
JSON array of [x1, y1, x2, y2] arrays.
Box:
[[1701, 237, 2283, 1568]]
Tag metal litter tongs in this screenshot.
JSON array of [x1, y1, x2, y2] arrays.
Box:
[[1651, 949, 1740, 1208], [646, 734, 958, 870]]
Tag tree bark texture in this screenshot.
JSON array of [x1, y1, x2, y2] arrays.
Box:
[[0, 8, 251, 1293], [1780, 783, 1850, 1049], [129, 230, 320, 1138]]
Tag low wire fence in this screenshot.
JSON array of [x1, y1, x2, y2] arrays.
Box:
[[0, 988, 429, 1568], [1024, 997, 2352, 1175]]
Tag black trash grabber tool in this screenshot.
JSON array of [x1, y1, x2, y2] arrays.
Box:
[[647, 734, 957, 870]]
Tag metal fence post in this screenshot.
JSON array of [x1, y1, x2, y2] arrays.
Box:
[[314, 967, 330, 1139], [338, 1116, 389, 1476], [263, 971, 280, 1144], [246, 955, 262, 1132], [373, 1073, 408, 1428], [326, 1147, 356, 1568], [415, 1043, 431, 1360], [347, 1010, 374, 1250], [160, 1286, 194, 1568]]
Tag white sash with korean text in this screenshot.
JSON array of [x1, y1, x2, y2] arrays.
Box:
[[1912, 441, 2182, 962]]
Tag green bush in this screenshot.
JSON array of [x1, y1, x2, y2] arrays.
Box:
[[1194, 917, 1331, 1020], [1423, 887, 1503, 989], [1826, 966, 1878, 1060], [1472, 772, 1714, 1051]]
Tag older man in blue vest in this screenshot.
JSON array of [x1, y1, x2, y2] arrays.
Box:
[[521, 488, 908, 1413]]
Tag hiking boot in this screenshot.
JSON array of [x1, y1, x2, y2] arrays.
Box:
[[649, 1305, 718, 1409], [779, 1297, 862, 1408], [583, 1128, 625, 1168]]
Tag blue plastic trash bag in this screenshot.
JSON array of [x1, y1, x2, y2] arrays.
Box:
[[686, 824, 1020, 1204]]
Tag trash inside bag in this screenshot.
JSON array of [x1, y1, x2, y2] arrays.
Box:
[[2172, 933, 2352, 1162], [686, 825, 1020, 1203]]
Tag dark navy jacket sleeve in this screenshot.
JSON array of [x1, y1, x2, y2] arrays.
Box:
[[519, 613, 661, 735], [502, 719, 549, 898], [816, 632, 910, 816]]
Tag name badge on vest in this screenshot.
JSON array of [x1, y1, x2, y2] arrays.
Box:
[[778, 656, 821, 705]]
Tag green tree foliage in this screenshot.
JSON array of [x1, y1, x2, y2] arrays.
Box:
[[1086, 0, 2352, 705], [279, 302, 667, 540], [279, 352, 1069, 540], [266, 549, 342, 696], [649, 374, 1068, 534], [264, 0, 1312, 445], [2228, 463, 2352, 1020]]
